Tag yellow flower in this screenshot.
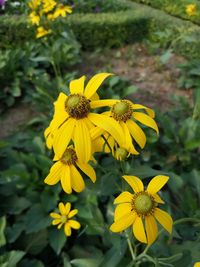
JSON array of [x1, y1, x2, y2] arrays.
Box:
[[90, 99, 158, 155], [44, 147, 96, 194], [186, 4, 197, 16], [29, 12, 40, 25], [44, 73, 124, 163], [50, 202, 80, 236], [47, 12, 55, 21], [53, 4, 72, 19], [110, 175, 173, 245], [194, 263, 200, 267], [28, 0, 41, 10], [42, 0, 56, 13], [36, 26, 51, 38]]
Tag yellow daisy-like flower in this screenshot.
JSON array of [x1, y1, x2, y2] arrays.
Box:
[[44, 73, 124, 163], [194, 263, 200, 267], [53, 4, 72, 19], [110, 175, 173, 245], [36, 26, 51, 38], [50, 202, 80, 236], [28, 0, 41, 10], [186, 4, 197, 16], [90, 99, 158, 155], [42, 0, 56, 13], [44, 147, 96, 194], [29, 11, 40, 25]]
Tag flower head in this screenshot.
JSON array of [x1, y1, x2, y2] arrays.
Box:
[[194, 263, 200, 267], [110, 175, 173, 245], [44, 73, 124, 163], [50, 202, 80, 236], [29, 11, 40, 25], [44, 146, 96, 194], [186, 4, 197, 16], [28, 0, 41, 10], [42, 0, 56, 13], [53, 4, 72, 19], [36, 26, 51, 38]]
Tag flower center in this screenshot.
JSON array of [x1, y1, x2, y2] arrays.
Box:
[[65, 94, 90, 119], [60, 215, 67, 223], [61, 148, 77, 165], [111, 100, 132, 122], [115, 147, 128, 161], [132, 192, 156, 217]]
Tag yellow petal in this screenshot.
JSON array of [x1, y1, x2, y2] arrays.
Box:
[[122, 175, 144, 193], [153, 193, 165, 204], [132, 104, 155, 118], [57, 223, 63, 229], [90, 127, 104, 140], [90, 92, 99, 101], [59, 202, 66, 215], [120, 121, 139, 154], [132, 112, 159, 134], [114, 203, 132, 221], [154, 208, 173, 234], [133, 216, 147, 243], [76, 161, 96, 183], [68, 220, 81, 229], [90, 99, 118, 109], [53, 118, 75, 159], [50, 212, 61, 219], [74, 119, 91, 163], [84, 73, 113, 99], [70, 165, 85, 193], [68, 209, 78, 218], [44, 162, 62, 185], [114, 191, 133, 204], [145, 215, 158, 245], [69, 75, 86, 94], [147, 175, 169, 194], [110, 212, 136, 232], [65, 202, 71, 215], [60, 165, 72, 194], [194, 263, 200, 267], [126, 119, 146, 149], [88, 113, 123, 146], [64, 223, 72, 236], [52, 219, 61, 225]]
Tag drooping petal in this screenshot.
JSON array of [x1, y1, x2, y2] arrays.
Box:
[[52, 219, 61, 225], [88, 113, 123, 146], [133, 216, 147, 243], [145, 215, 158, 245], [110, 212, 136, 232], [59, 202, 66, 215], [154, 208, 173, 234], [44, 162, 62, 185], [53, 118, 75, 159], [68, 209, 78, 218], [153, 193, 165, 204], [114, 191, 133, 204], [126, 119, 146, 148], [132, 112, 159, 134], [74, 119, 91, 163], [90, 92, 99, 101], [120, 121, 139, 154], [84, 73, 113, 99], [50, 212, 61, 219], [69, 75, 86, 94], [114, 203, 132, 221], [90, 127, 105, 140], [68, 220, 81, 229], [60, 165, 72, 194], [90, 99, 118, 109], [132, 104, 155, 118], [65, 203, 71, 215], [76, 161, 96, 183], [70, 165, 85, 193], [147, 175, 169, 194], [64, 223, 72, 236], [122, 175, 144, 193]]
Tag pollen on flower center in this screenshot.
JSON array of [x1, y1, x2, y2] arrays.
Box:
[[61, 148, 77, 165], [132, 192, 156, 217], [111, 100, 132, 122], [65, 94, 90, 119], [60, 215, 67, 223]]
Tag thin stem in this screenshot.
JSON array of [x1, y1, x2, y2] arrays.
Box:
[[102, 135, 113, 154], [125, 231, 136, 262]]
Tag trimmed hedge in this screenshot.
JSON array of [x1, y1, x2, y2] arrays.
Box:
[[132, 0, 200, 25]]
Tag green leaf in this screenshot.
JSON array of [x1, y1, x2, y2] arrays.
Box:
[[1, 250, 25, 267], [48, 227, 67, 255], [18, 259, 45, 267], [1, 196, 31, 215], [159, 49, 172, 65], [0, 216, 6, 246], [70, 258, 100, 267]]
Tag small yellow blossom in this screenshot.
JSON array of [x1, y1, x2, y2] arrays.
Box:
[[53, 4, 72, 19], [42, 0, 56, 13], [36, 26, 51, 38], [50, 202, 80, 236], [186, 4, 197, 16], [28, 0, 41, 10], [29, 12, 40, 25], [110, 175, 173, 245]]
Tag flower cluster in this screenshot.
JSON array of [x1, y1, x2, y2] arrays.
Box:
[[46, 73, 172, 242], [28, 0, 72, 38], [185, 4, 197, 16]]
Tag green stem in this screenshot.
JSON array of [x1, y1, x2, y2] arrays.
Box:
[[102, 135, 113, 153], [125, 231, 136, 262]]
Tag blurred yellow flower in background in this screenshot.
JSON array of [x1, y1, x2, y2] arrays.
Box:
[[194, 263, 200, 267], [28, 0, 41, 10], [29, 11, 40, 25], [186, 4, 197, 16], [42, 0, 56, 13], [53, 4, 72, 18], [110, 175, 173, 245], [36, 26, 51, 38], [50, 202, 80, 236]]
